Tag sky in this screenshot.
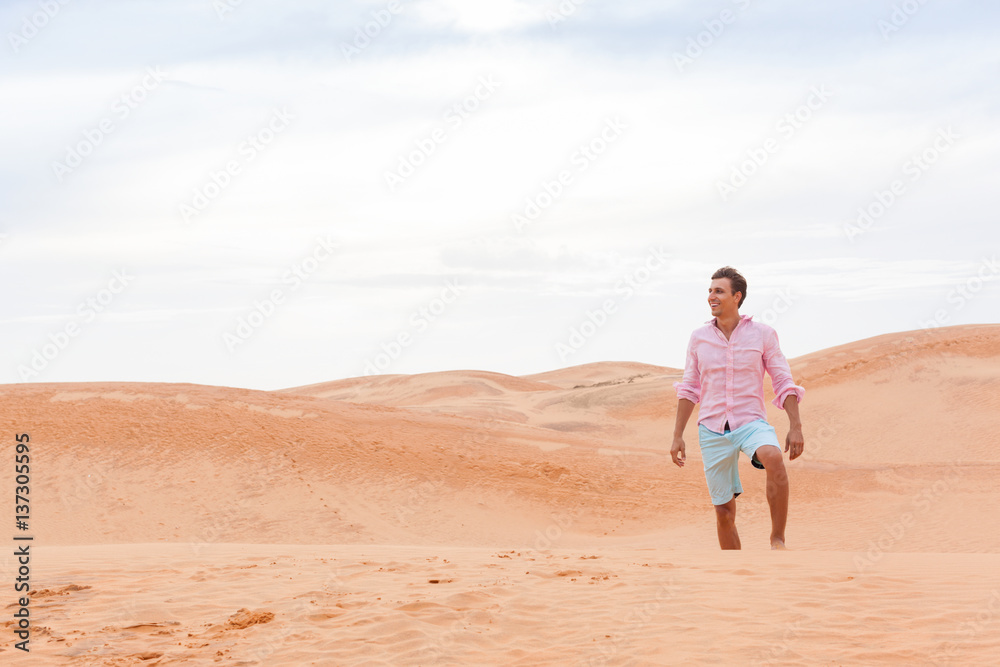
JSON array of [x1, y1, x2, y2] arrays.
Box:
[[1, 0, 998, 391]]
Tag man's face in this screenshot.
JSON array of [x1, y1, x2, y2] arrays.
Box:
[[708, 278, 740, 317]]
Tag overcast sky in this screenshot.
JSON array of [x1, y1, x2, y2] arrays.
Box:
[[2, 0, 998, 390]]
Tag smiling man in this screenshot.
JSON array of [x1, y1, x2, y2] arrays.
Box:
[[671, 267, 805, 550]]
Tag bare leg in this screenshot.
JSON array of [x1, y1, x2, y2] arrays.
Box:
[[714, 497, 741, 550], [754, 445, 788, 549]]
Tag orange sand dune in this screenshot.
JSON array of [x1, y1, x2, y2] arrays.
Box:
[[280, 369, 562, 405], [1, 324, 998, 664], [520, 360, 679, 389]]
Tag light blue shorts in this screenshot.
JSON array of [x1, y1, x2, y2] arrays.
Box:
[[698, 419, 781, 506]]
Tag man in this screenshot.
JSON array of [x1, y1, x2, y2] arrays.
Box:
[[671, 267, 804, 550]]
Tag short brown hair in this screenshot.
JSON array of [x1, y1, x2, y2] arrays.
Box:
[[712, 266, 747, 307]]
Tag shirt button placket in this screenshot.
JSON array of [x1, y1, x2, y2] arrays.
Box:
[[726, 339, 734, 431]]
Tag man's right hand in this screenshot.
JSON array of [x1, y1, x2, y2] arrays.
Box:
[[670, 436, 686, 467]]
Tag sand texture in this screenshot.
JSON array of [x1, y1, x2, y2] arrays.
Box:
[[1, 324, 998, 665]]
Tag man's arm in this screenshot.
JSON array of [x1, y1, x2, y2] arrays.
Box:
[[783, 394, 804, 460], [762, 327, 805, 460], [671, 399, 695, 467], [671, 333, 701, 468], [762, 327, 805, 409]]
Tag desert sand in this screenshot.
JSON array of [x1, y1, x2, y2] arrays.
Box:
[[1, 324, 999, 665]]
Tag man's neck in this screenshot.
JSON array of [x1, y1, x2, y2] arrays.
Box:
[[715, 311, 741, 336]]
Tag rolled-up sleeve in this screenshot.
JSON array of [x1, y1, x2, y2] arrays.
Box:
[[763, 326, 804, 409], [673, 332, 702, 404]]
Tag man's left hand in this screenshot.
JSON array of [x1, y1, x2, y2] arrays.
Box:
[[785, 426, 804, 460]]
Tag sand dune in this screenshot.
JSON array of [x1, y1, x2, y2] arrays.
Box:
[[282, 369, 563, 405], [1, 324, 998, 664], [520, 361, 679, 390]]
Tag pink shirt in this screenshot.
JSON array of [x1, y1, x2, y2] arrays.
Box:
[[673, 314, 804, 433]]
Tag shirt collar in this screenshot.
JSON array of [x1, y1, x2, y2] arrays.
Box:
[[704, 313, 754, 325]]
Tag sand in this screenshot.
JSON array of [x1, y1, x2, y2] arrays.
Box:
[[1, 324, 998, 664]]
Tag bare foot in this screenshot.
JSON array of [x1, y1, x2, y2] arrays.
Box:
[[770, 539, 788, 551]]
